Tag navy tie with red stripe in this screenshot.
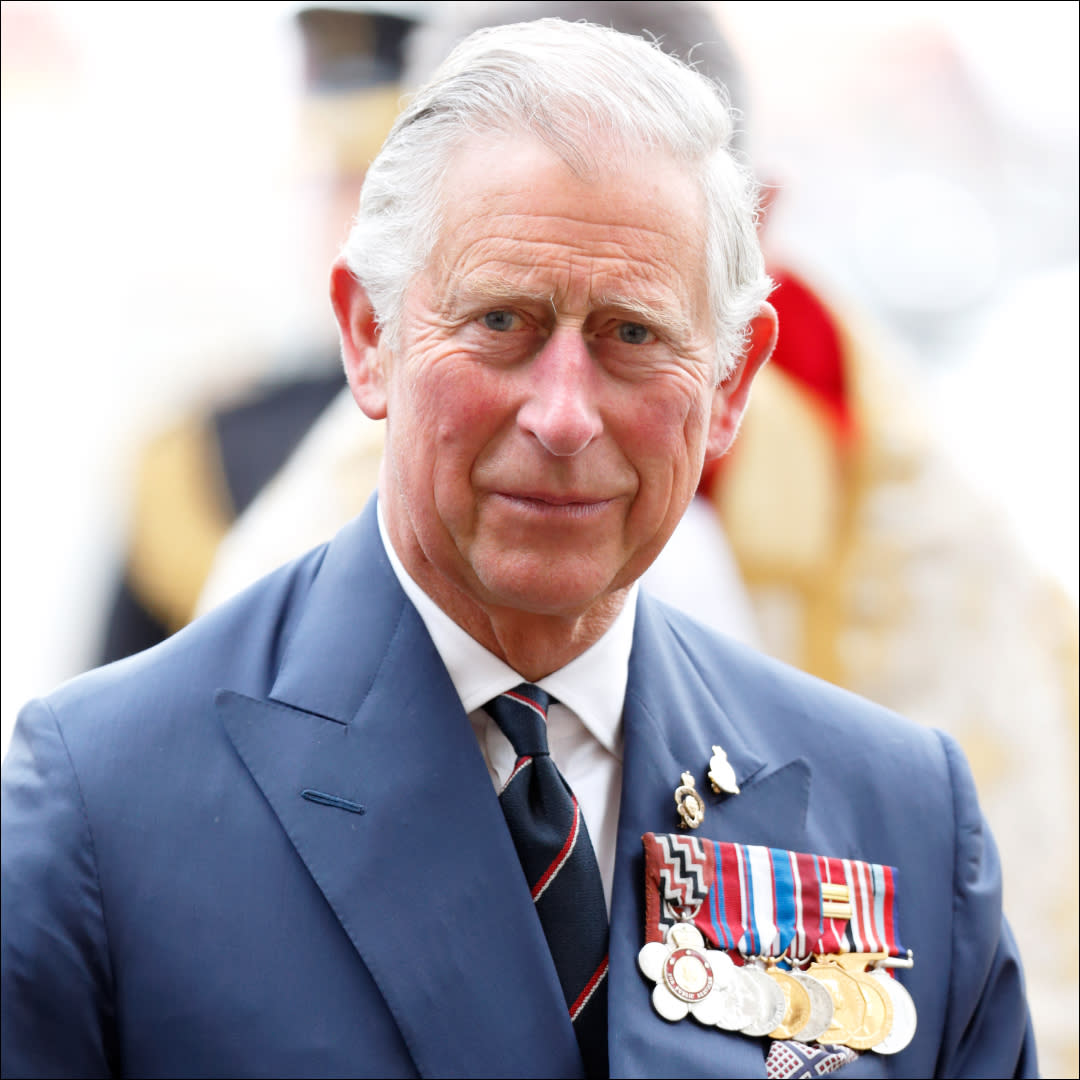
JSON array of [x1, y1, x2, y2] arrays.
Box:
[[487, 684, 609, 1078]]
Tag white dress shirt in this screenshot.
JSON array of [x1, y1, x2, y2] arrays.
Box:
[[377, 503, 634, 913]]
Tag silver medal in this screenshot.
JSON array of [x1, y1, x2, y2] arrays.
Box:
[[789, 970, 835, 1043], [712, 964, 760, 1031], [739, 965, 787, 1036], [639, 925, 731, 1026], [870, 970, 917, 1054]]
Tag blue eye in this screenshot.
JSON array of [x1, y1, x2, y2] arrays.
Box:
[[618, 322, 650, 345], [483, 310, 517, 332]]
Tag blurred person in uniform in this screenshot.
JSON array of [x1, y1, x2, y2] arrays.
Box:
[[195, 4, 1078, 1073], [96, 3, 426, 664]]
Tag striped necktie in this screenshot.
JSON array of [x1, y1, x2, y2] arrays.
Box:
[[487, 684, 609, 1078]]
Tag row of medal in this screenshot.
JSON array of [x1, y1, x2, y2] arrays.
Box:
[[638, 922, 917, 1053], [639, 832, 918, 1055]]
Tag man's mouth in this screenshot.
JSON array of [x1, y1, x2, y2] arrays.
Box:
[[492, 491, 617, 518]]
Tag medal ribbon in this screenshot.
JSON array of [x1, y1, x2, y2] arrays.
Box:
[[839, 855, 905, 959], [643, 835, 904, 961], [768, 846, 798, 959], [745, 845, 778, 956], [815, 855, 850, 955], [869, 861, 905, 957], [880, 863, 905, 954], [789, 849, 822, 964], [842, 858, 868, 953], [641, 833, 715, 943], [701, 843, 799, 960], [709, 840, 750, 957]]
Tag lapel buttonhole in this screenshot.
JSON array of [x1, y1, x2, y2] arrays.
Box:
[[301, 789, 366, 815]]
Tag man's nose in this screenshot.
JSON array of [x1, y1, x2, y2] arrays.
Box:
[[517, 329, 603, 457]]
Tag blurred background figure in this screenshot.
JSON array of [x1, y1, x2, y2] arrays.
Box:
[[94, 3, 426, 662], [2, 2, 1076, 1074]]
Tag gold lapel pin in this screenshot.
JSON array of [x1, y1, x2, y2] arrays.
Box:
[[674, 771, 705, 829], [708, 744, 740, 795]]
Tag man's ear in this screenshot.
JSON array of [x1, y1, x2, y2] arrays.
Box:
[[330, 256, 388, 420], [705, 301, 778, 461]]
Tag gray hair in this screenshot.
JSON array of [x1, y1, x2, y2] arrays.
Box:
[[404, 2, 749, 137], [342, 17, 771, 378]]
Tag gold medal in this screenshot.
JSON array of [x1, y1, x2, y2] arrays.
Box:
[[834, 954, 894, 1050], [764, 962, 812, 1040], [808, 958, 866, 1045], [844, 969, 894, 1049]]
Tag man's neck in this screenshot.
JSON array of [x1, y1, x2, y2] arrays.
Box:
[[428, 581, 631, 683], [378, 503, 631, 681]]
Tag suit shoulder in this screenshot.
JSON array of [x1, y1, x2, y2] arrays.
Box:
[[641, 592, 947, 763], [44, 542, 331, 751]]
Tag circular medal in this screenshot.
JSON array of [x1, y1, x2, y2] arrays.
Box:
[[809, 960, 866, 1046], [789, 971, 834, 1043], [686, 957, 728, 1027], [843, 968, 894, 1050], [713, 965, 760, 1031], [637, 940, 669, 984], [740, 965, 787, 1037], [766, 967, 813, 1040], [870, 970, 917, 1055], [663, 947, 715, 1004], [707, 948, 735, 990]]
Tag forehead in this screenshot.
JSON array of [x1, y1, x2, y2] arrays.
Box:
[[420, 133, 709, 323]]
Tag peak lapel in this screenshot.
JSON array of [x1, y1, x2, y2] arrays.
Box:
[[609, 594, 813, 1078], [219, 504, 581, 1078]]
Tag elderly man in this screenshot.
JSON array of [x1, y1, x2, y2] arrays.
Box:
[[2, 20, 1033, 1079]]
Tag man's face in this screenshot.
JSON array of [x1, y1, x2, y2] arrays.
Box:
[[341, 134, 752, 628]]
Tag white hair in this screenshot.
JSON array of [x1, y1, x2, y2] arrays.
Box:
[[341, 18, 771, 378]]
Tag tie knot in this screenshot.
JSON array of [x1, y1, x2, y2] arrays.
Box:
[[487, 683, 552, 758]]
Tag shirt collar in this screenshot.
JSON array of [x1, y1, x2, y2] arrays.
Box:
[[377, 501, 634, 757]]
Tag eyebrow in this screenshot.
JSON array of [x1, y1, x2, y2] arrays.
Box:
[[594, 291, 693, 341], [452, 277, 694, 340]]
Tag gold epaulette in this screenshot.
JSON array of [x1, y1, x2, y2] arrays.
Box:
[[127, 416, 233, 632]]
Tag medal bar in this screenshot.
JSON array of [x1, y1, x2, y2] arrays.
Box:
[[639, 833, 918, 1054]]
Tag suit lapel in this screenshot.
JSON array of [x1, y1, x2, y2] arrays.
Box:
[[219, 504, 581, 1078], [609, 593, 813, 1078]]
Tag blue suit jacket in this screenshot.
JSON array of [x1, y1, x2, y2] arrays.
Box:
[[2, 502, 1036, 1078]]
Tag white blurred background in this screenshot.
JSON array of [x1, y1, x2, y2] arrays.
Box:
[[2, 0, 1077, 766]]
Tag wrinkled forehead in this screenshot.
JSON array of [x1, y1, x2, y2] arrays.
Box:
[[415, 131, 711, 329]]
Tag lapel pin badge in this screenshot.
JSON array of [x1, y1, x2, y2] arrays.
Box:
[[708, 744, 740, 796], [674, 771, 705, 829]]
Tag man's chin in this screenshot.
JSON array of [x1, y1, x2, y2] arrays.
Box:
[[474, 557, 627, 622]]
